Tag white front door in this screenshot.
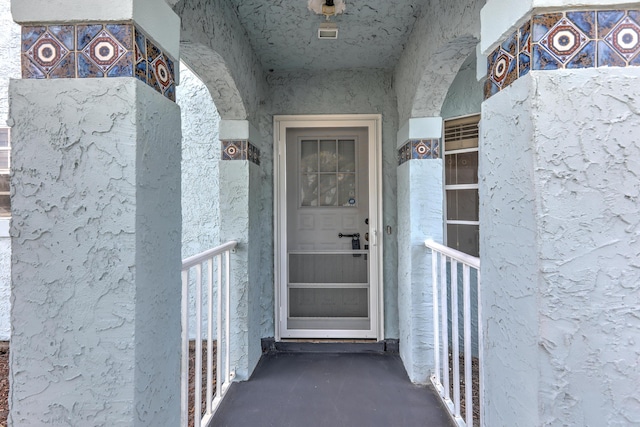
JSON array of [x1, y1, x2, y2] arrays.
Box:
[[274, 115, 383, 340]]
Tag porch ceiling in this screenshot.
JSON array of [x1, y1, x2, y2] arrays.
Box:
[[227, 0, 426, 72]]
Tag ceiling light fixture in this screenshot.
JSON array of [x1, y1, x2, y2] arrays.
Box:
[[308, 0, 345, 39], [308, 0, 346, 19]]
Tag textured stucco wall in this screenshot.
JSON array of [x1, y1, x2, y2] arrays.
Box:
[[173, 0, 267, 121], [397, 160, 443, 383], [266, 69, 400, 338], [1, 1, 20, 121], [440, 52, 483, 120], [0, 236, 9, 340], [9, 78, 181, 426], [394, 0, 484, 123], [178, 62, 221, 260], [177, 62, 222, 339], [0, 0, 21, 342], [218, 160, 269, 380], [481, 68, 640, 426]]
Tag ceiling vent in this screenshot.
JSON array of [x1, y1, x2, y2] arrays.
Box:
[[318, 22, 338, 39]]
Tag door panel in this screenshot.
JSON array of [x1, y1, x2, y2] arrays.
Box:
[[284, 127, 371, 336]]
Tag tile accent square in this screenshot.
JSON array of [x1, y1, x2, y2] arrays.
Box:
[[222, 140, 261, 166], [21, 22, 177, 103], [398, 139, 440, 165]]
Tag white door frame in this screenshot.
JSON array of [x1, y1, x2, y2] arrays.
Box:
[[274, 114, 384, 340]]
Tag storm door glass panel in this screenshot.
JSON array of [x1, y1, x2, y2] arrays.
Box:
[[289, 253, 369, 320], [290, 288, 368, 317]]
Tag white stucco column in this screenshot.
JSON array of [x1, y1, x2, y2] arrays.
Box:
[[480, 2, 640, 425], [9, 1, 182, 425], [396, 117, 444, 383], [218, 119, 264, 381]]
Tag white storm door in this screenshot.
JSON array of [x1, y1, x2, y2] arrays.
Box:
[[281, 126, 377, 338]]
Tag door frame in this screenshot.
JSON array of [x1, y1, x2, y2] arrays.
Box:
[[273, 114, 384, 340]]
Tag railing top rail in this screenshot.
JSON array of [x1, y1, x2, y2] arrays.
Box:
[[181, 240, 238, 270], [424, 239, 480, 269]]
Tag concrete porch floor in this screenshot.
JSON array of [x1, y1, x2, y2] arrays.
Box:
[[211, 351, 454, 427]]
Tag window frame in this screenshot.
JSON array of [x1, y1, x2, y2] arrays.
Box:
[[443, 114, 480, 256], [0, 127, 11, 218]]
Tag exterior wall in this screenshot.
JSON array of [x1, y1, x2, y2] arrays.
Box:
[[397, 160, 443, 383], [481, 68, 640, 426], [0, 0, 20, 342], [218, 160, 267, 380], [480, 76, 540, 425], [265, 69, 400, 338], [177, 62, 222, 338], [440, 52, 484, 120], [9, 78, 181, 425], [174, 0, 267, 121], [394, 0, 484, 123], [178, 62, 221, 259]]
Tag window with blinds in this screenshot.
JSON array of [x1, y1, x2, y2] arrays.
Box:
[[444, 115, 479, 257], [0, 128, 10, 218]]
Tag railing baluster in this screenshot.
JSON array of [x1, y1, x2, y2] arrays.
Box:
[[451, 260, 461, 419], [441, 252, 450, 404], [225, 250, 231, 385], [432, 249, 440, 387], [180, 270, 189, 427], [195, 264, 203, 426], [206, 258, 214, 416], [463, 264, 473, 427], [216, 253, 223, 400], [477, 269, 484, 427]]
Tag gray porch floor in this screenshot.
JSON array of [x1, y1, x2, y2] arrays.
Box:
[[211, 351, 454, 427]]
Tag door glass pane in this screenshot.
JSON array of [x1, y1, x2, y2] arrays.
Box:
[[289, 288, 368, 317], [338, 173, 356, 206], [300, 174, 318, 206], [447, 224, 479, 257], [338, 140, 356, 172], [319, 140, 337, 172], [300, 140, 318, 172], [289, 253, 368, 283], [446, 189, 479, 221], [318, 174, 337, 206]]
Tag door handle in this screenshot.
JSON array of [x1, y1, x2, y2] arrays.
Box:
[[338, 233, 360, 239]]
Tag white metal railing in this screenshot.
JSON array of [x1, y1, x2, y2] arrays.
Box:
[[425, 239, 482, 427], [181, 241, 238, 427]]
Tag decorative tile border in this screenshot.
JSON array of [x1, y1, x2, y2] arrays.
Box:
[[221, 140, 261, 166], [486, 9, 640, 99], [21, 23, 176, 102], [398, 139, 440, 166]]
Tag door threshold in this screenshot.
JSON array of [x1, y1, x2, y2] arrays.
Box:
[[262, 338, 399, 354], [279, 338, 378, 343]]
